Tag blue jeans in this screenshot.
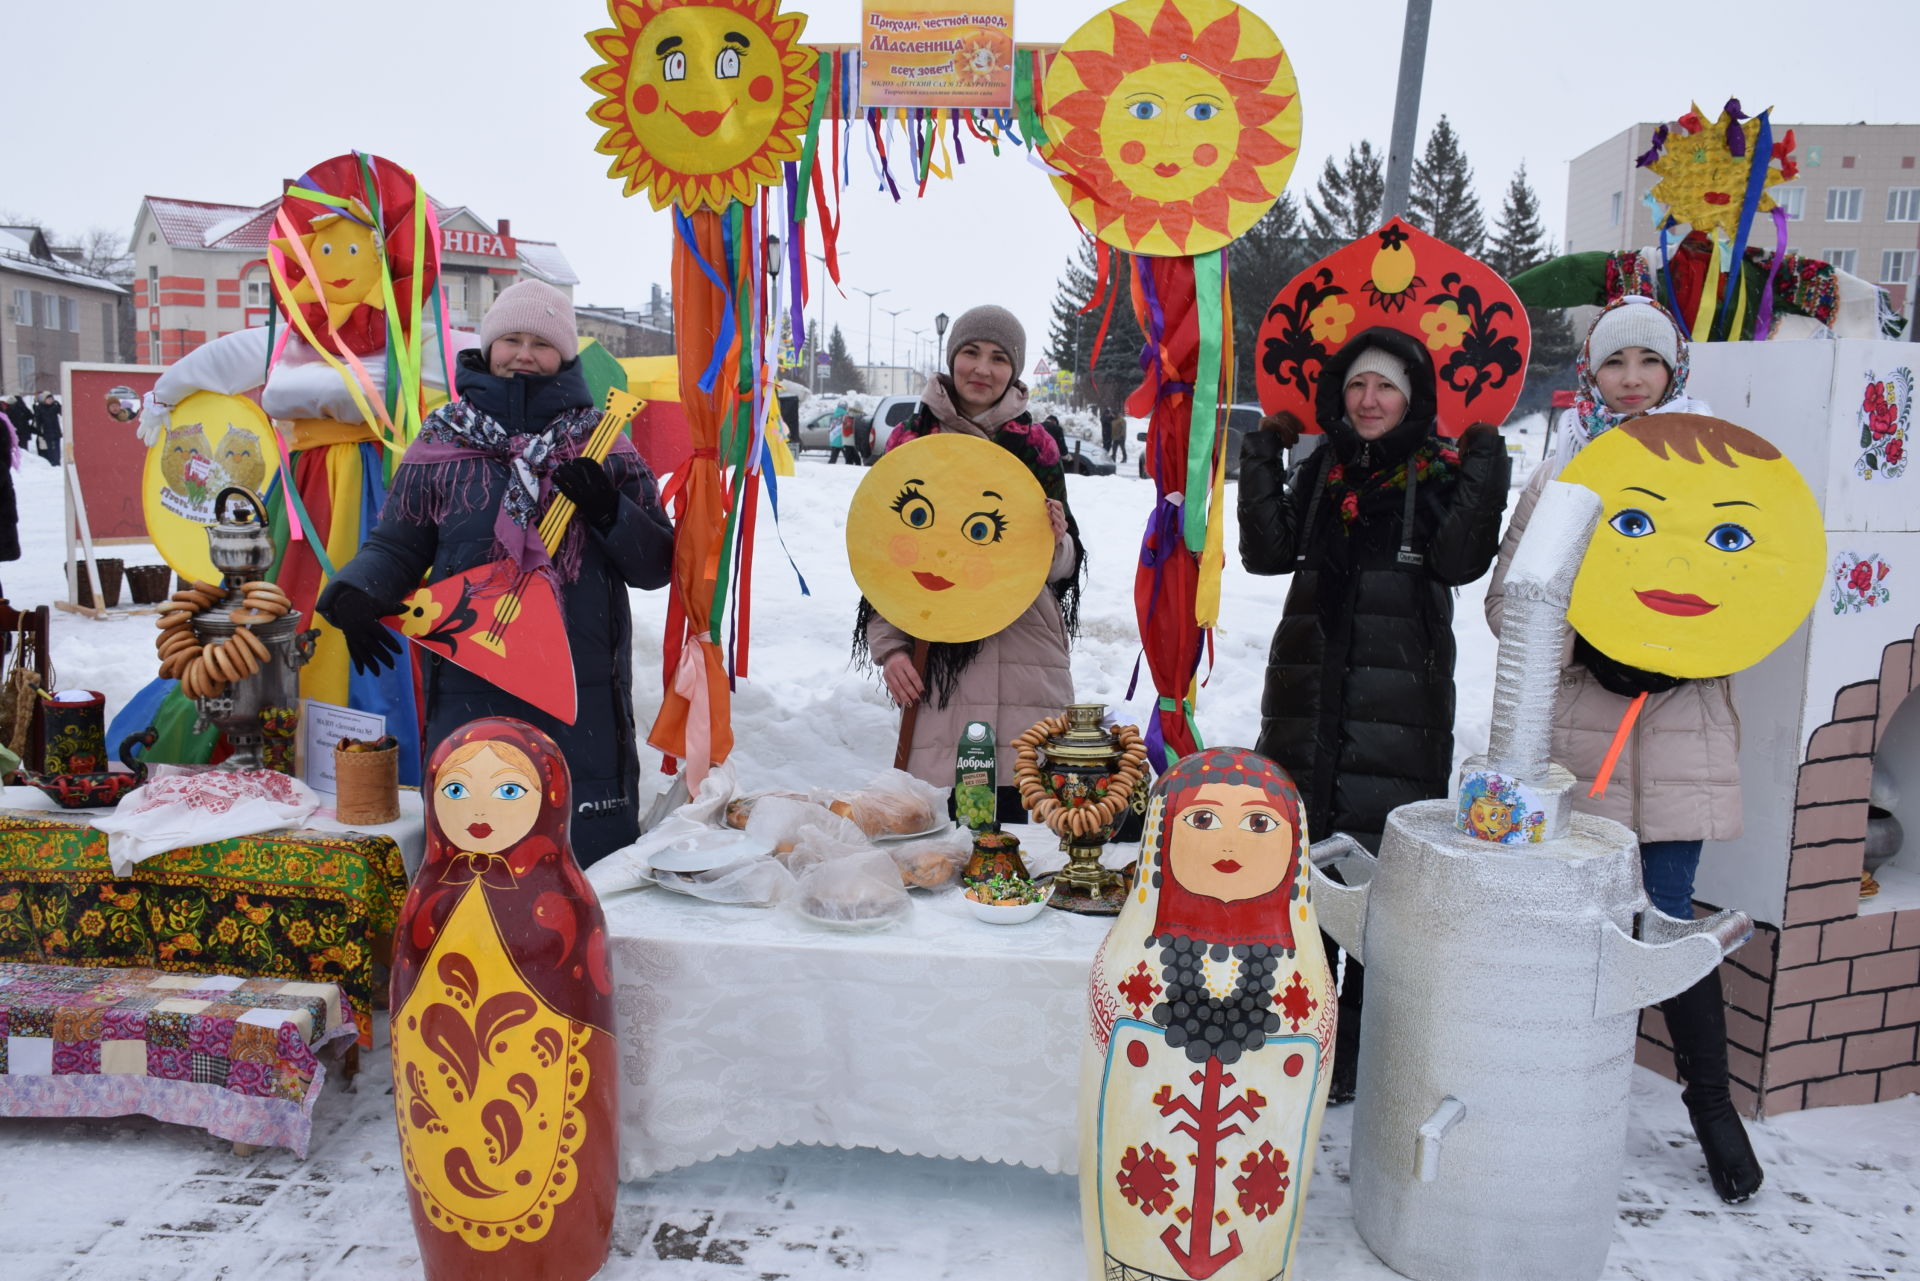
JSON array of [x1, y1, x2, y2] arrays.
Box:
[[1642, 839, 1704, 919]]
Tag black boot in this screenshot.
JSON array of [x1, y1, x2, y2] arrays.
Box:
[[1326, 937, 1363, 1105], [1661, 969, 1763, 1204]]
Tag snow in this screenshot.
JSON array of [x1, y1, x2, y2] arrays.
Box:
[[3, 439, 1915, 1279]]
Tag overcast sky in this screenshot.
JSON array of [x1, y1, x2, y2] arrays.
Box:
[[9, 0, 1917, 374]]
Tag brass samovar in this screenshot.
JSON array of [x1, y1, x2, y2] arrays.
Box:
[[188, 487, 317, 770], [1016, 704, 1148, 914]]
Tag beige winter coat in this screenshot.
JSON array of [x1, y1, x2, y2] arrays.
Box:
[[867, 533, 1077, 787], [1485, 462, 1743, 843]]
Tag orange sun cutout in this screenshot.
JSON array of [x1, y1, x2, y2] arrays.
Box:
[[583, 0, 815, 213], [1041, 0, 1301, 257]]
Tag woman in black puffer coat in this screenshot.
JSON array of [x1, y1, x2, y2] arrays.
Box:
[[320, 282, 675, 868], [1238, 326, 1510, 1097]]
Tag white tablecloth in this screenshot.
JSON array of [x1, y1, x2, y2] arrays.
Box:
[[0, 785, 428, 875], [605, 864, 1121, 1179]]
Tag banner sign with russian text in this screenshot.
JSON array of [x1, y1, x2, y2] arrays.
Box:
[[859, 1, 1015, 109]]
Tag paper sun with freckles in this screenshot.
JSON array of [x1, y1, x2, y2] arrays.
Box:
[[583, 0, 815, 212], [1560, 413, 1824, 679], [845, 435, 1052, 645]]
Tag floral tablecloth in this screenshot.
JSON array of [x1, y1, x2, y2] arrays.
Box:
[[0, 810, 406, 1046], [0, 961, 356, 1155]]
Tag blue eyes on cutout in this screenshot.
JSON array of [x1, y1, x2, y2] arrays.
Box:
[[1707, 523, 1754, 552], [438, 781, 529, 801], [892, 487, 1005, 543], [1125, 100, 1219, 123], [1187, 102, 1218, 122], [1608, 509, 1756, 552], [1127, 100, 1161, 121]]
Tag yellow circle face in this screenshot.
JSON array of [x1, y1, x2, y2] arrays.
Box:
[[1041, 0, 1302, 257], [143, 392, 283, 582], [1561, 417, 1825, 679], [583, 0, 815, 212], [846, 435, 1053, 645]]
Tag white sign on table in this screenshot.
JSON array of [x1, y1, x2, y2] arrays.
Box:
[[300, 699, 385, 795]]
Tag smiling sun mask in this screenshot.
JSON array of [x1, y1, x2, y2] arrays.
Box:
[[1041, 0, 1301, 257], [846, 435, 1053, 644], [584, 0, 815, 212], [1561, 414, 1824, 679]]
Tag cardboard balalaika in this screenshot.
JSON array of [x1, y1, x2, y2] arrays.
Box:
[[381, 388, 644, 725]]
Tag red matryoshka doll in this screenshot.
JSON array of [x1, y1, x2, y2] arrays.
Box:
[[1081, 748, 1334, 1281], [390, 717, 616, 1281]]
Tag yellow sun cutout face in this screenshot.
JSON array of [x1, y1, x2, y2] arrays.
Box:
[[1042, 0, 1301, 257], [270, 210, 385, 331], [583, 0, 815, 212], [846, 435, 1054, 644], [1642, 102, 1791, 242], [1561, 415, 1824, 679]]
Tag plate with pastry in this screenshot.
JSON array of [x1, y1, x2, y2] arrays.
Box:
[[649, 830, 771, 874]]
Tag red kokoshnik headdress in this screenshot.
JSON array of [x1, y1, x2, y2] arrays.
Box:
[[1146, 747, 1307, 953]]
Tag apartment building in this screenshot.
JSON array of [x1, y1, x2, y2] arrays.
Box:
[[0, 226, 125, 395], [1565, 122, 1920, 317], [129, 191, 578, 365]]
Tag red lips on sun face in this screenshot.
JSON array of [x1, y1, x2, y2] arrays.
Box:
[[1635, 589, 1717, 617], [913, 571, 954, 592], [669, 103, 731, 137]]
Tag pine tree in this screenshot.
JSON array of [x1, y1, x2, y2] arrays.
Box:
[[1408, 116, 1485, 256], [1486, 162, 1580, 414], [1304, 141, 1384, 250], [1045, 238, 1147, 413], [825, 324, 865, 394], [1226, 193, 1314, 403]]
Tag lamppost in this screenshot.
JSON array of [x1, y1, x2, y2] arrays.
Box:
[[907, 327, 930, 378], [881, 306, 909, 391], [853, 287, 889, 383], [808, 250, 849, 393], [766, 234, 782, 377], [934, 311, 949, 372]]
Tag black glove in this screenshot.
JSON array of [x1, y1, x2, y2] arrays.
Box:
[[1573, 635, 1685, 698], [317, 581, 403, 676], [1260, 410, 1304, 448], [1458, 421, 1502, 451], [553, 457, 620, 532]]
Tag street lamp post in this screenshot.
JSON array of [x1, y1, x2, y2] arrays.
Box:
[[853, 287, 890, 381], [908, 327, 930, 378], [808, 250, 848, 393], [934, 311, 949, 372], [881, 306, 909, 390]]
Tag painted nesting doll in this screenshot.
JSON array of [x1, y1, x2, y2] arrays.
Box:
[[1081, 748, 1334, 1281], [390, 717, 616, 1280]]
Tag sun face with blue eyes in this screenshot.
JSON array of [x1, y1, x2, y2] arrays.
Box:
[[846, 434, 1054, 644], [1561, 415, 1825, 679], [433, 743, 543, 856]]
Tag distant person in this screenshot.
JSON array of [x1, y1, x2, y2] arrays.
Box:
[[32, 394, 61, 465], [4, 396, 31, 454], [1099, 410, 1115, 458], [1041, 414, 1067, 458], [827, 404, 859, 464], [1111, 410, 1128, 463]]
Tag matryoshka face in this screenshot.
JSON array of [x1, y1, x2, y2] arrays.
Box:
[[1562, 417, 1824, 679], [845, 434, 1053, 644], [434, 745, 542, 856], [1166, 783, 1295, 903]]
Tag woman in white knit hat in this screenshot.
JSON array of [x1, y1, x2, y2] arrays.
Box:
[[1485, 295, 1762, 1204], [319, 280, 677, 867], [1241, 326, 1513, 1104]]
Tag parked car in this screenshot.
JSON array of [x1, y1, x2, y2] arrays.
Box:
[[1062, 437, 1117, 476], [868, 395, 924, 457], [797, 402, 874, 461], [1136, 402, 1265, 480]]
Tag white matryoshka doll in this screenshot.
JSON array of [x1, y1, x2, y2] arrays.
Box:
[[1081, 748, 1334, 1281]]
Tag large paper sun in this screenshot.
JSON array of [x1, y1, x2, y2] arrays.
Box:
[[583, 0, 815, 213], [1640, 100, 1796, 243], [1041, 0, 1301, 257]]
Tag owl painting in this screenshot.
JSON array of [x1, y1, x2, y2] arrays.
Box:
[[160, 421, 212, 496], [215, 424, 266, 492]]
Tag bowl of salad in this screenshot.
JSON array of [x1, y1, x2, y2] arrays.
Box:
[[964, 874, 1046, 924]]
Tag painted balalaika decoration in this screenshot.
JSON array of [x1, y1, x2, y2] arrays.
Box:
[[390, 717, 616, 1280], [381, 389, 643, 725], [1081, 748, 1333, 1281]]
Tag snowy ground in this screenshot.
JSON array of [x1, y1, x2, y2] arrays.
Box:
[[3, 420, 1915, 1278]]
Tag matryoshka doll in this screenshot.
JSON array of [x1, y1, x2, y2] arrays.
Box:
[[390, 717, 616, 1280], [1081, 748, 1334, 1281]]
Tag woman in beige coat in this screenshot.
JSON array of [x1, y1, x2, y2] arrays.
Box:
[[1486, 295, 1760, 1205], [856, 306, 1082, 821]]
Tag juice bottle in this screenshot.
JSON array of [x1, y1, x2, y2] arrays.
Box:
[[954, 720, 997, 831]]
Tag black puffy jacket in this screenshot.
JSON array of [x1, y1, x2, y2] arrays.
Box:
[[1238, 327, 1510, 850], [328, 352, 675, 866]]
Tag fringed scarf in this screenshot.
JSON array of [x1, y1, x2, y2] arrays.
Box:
[[1324, 439, 1458, 527], [1571, 295, 1692, 445]]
